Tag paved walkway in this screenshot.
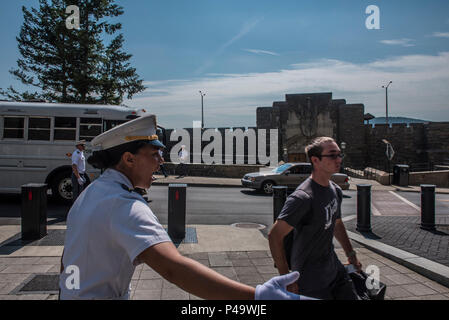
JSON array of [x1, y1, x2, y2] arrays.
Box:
[[345, 216, 449, 268], [0, 222, 449, 300], [152, 174, 449, 194]]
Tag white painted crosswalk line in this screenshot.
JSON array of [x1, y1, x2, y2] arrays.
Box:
[[389, 191, 420, 211]]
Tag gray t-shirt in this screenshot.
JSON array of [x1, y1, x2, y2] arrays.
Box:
[[277, 177, 343, 291]]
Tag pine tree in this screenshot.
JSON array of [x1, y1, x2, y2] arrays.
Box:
[[0, 0, 145, 104]]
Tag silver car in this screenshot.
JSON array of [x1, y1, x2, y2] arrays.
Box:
[[241, 162, 350, 194]]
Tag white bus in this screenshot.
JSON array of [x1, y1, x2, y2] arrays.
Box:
[[0, 101, 160, 203]]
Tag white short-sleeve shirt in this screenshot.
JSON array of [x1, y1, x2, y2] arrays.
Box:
[[59, 169, 171, 300], [71, 149, 86, 174]]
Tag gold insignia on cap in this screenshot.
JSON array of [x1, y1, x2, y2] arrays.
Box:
[[124, 135, 159, 142]]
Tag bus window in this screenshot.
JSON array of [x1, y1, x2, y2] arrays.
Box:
[[80, 118, 102, 142], [3, 117, 24, 139], [104, 120, 127, 131], [54, 117, 76, 141], [28, 117, 51, 141]]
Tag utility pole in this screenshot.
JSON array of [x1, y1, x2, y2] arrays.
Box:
[[199, 91, 206, 129], [382, 81, 392, 126]]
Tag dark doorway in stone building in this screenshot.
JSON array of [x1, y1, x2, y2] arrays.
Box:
[[288, 153, 307, 162]]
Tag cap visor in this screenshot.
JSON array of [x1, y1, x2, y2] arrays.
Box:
[[148, 140, 166, 148]]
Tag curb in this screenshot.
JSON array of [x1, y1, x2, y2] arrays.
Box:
[[349, 185, 449, 195], [152, 182, 242, 188], [347, 230, 449, 288]]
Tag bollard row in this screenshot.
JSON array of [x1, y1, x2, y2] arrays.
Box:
[[356, 184, 436, 233]]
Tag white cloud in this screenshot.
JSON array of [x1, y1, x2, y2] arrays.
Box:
[[431, 32, 449, 38], [243, 49, 279, 56], [126, 52, 449, 128], [379, 38, 415, 47]]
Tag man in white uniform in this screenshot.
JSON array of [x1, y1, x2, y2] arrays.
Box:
[[177, 144, 189, 178], [71, 140, 88, 202], [59, 114, 312, 300]]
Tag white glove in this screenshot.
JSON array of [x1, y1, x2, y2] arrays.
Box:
[[255, 271, 319, 300], [77, 177, 85, 186]]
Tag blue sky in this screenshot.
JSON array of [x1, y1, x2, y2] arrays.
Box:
[[1, 0, 449, 128]]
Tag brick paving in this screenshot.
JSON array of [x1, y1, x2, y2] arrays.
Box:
[[0, 248, 448, 300], [345, 216, 449, 267]]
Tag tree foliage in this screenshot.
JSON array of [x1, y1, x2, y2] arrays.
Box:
[[0, 0, 145, 104]]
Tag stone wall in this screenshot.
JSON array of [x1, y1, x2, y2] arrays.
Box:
[[364, 122, 449, 171], [162, 127, 279, 165], [409, 170, 449, 188], [161, 163, 266, 179], [364, 123, 428, 171], [162, 92, 449, 175], [424, 122, 449, 165], [256, 92, 449, 171], [338, 104, 366, 169]]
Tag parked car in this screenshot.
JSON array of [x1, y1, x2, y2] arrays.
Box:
[[241, 162, 350, 194]]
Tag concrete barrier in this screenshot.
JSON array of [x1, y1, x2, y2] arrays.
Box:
[[348, 167, 449, 188], [409, 170, 449, 188]]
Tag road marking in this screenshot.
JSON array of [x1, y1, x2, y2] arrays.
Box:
[[342, 215, 356, 222], [389, 191, 420, 211], [371, 203, 381, 216]]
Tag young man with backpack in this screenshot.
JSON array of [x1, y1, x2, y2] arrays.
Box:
[[268, 137, 362, 300]]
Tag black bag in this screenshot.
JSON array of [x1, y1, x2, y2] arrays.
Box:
[[346, 267, 387, 300]]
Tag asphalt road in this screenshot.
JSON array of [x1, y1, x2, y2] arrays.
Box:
[[0, 187, 447, 227]]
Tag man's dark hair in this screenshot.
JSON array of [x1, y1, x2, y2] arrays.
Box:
[[305, 137, 336, 168]]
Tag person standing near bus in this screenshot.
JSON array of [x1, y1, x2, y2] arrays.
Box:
[[71, 140, 88, 202]]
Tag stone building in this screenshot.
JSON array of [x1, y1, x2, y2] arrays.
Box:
[[257, 92, 365, 168], [257, 92, 449, 170]]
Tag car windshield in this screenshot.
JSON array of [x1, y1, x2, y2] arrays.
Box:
[[272, 163, 293, 173]]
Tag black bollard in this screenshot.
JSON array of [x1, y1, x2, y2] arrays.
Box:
[[356, 184, 372, 232], [21, 183, 48, 240], [272, 186, 288, 222], [421, 184, 436, 231], [168, 184, 187, 242]]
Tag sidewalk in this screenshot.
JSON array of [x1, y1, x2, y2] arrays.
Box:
[[0, 221, 448, 300], [152, 174, 449, 194], [348, 177, 449, 194]]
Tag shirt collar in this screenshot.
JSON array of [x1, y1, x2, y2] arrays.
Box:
[[102, 168, 148, 196], [103, 168, 134, 190]]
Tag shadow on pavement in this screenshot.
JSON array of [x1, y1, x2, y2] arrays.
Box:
[[240, 190, 272, 197], [358, 231, 382, 240]]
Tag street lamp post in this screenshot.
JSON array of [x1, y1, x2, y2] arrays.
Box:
[[382, 81, 392, 127], [199, 91, 206, 129]]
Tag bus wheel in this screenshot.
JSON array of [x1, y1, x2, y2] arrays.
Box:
[[51, 171, 73, 204]]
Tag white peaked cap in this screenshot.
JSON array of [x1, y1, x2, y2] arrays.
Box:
[[91, 114, 165, 150]]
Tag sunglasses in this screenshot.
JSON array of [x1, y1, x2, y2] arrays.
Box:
[[319, 153, 344, 160]]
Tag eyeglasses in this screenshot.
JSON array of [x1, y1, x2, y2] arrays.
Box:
[[319, 153, 344, 160]]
